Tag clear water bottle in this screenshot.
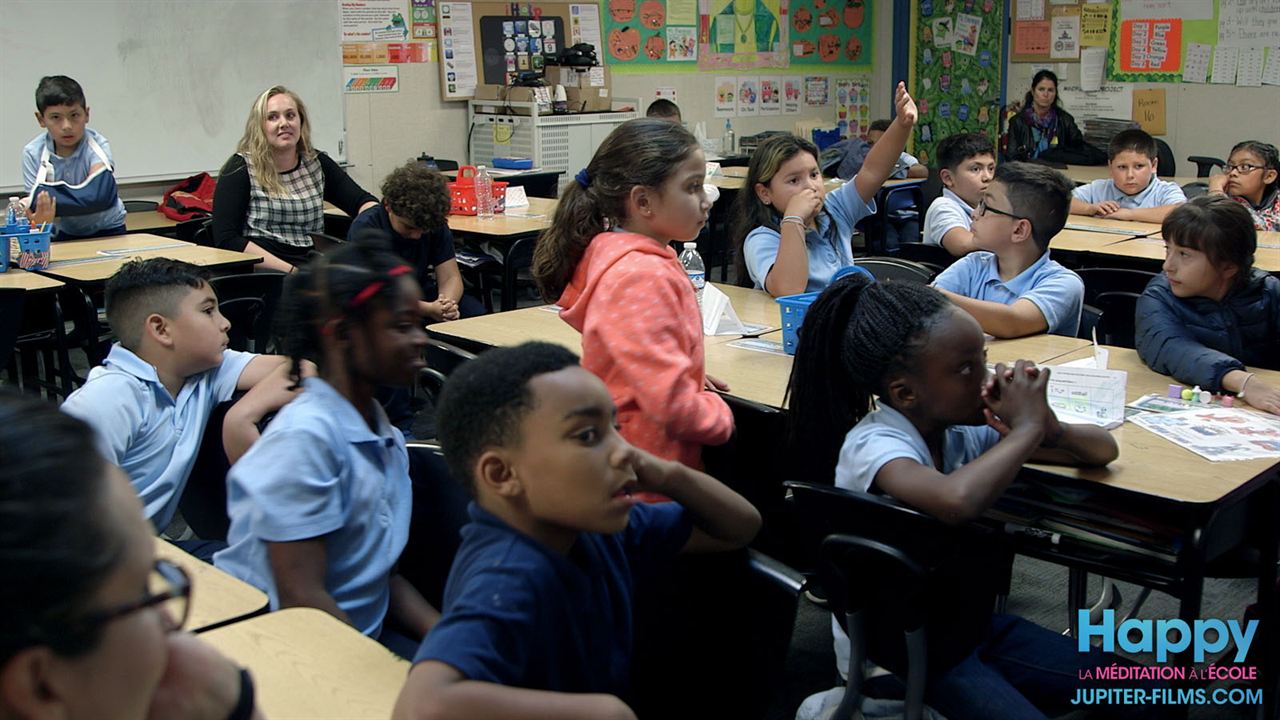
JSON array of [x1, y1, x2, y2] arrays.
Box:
[[679, 241, 706, 309], [475, 165, 495, 219], [5, 197, 22, 227], [723, 119, 735, 156]]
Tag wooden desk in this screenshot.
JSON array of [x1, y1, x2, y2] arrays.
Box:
[[1039, 345, 1280, 503], [0, 269, 63, 292], [200, 608, 408, 719], [125, 210, 179, 233], [447, 197, 557, 238], [154, 539, 267, 633], [1061, 214, 1161, 237], [36, 234, 261, 284], [1097, 236, 1280, 273], [1050, 229, 1137, 254], [708, 174, 844, 192]]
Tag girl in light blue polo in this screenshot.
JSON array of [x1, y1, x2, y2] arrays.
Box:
[[731, 82, 917, 297], [215, 238, 439, 655]]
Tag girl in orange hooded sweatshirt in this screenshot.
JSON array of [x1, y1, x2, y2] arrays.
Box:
[[532, 119, 733, 498]]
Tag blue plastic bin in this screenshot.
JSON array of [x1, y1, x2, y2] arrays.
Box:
[[2, 223, 52, 271], [775, 266, 875, 355]]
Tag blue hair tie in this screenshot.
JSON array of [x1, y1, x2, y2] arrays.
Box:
[[575, 168, 591, 188]]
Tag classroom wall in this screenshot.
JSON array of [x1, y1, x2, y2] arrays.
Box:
[[1005, 62, 1280, 169]]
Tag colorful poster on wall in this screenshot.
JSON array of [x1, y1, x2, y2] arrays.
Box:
[[605, 0, 700, 67], [786, 0, 870, 67], [1107, 0, 1214, 82], [411, 0, 437, 39], [804, 75, 828, 105], [760, 76, 782, 114], [911, 0, 1005, 166], [668, 26, 698, 60], [783, 77, 802, 113], [834, 77, 871, 139], [344, 65, 399, 93], [737, 76, 760, 114], [1080, 3, 1110, 47], [698, 0, 789, 70], [1117, 18, 1181, 73], [715, 76, 737, 116], [341, 0, 411, 42]]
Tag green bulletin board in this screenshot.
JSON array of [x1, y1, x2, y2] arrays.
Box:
[[1105, 0, 1218, 82], [604, 0, 700, 66], [909, 0, 1005, 167], [786, 0, 872, 67]]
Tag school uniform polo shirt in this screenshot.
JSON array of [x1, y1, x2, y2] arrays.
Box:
[[61, 344, 254, 530], [21, 127, 127, 238], [743, 178, 876, 292], [923, 188, 976, 247], [414, 501, 691, 693], [933, 250, 1084, 336], [215, 378, 411, 638], [1071, 177, 1186, 209]]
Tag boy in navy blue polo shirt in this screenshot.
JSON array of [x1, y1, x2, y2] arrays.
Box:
[[932, 162, 1084, 338], [348, 162, 484, 321], [393, 342, 760, 720]]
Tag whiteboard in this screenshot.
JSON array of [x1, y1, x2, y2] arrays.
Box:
[[0, 0, 345, 191]]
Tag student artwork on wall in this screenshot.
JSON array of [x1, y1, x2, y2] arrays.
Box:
[[786, 0, 871, 67], [715, 76, 737, 115], [783, 77, 802, 112], [605, 0, 701, 66], [910, 0, 1004, 167], [833, 77, 870, 138], [698, 0, 789, 70], [737, 76, 760, 114], [760, 75, 782, 113]]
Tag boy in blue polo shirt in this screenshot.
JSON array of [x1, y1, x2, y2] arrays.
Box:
[[923, 132, 996, 256], [60, 259, 299, 553], [1070, 128, 1186, 223], [392, 342, 760, 719], [21, 76, 127, 240], [347, 162, 484, 321], [932, 162, 1083, 337]]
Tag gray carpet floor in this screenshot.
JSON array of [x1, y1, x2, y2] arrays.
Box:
[[768, 556, 1265, 720]]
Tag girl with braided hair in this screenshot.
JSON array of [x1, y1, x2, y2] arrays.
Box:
[[214, 236, 440, 657], [532, 118, 732, 489], [787, 275, 1143, 720]]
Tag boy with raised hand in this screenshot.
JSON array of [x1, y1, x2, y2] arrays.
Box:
[[21, 76, 127, 240], [932, 162, 1084, 338], [1070, 128, 1186, 223], [393, 342, 760, 720], [61, 258, 302, 554], [923, 132, 997, 256]]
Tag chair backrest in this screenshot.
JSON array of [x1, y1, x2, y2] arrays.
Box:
[[1074, 267, 1156, 305], [209, 272, 286, 353], [1187, 155, 1225, 178], [1078, 303, 1103, 341], [701, 393, 790, 558], [400, 441, 473, 609], [122, 199, 159, 212], [178, 400, 236, 541], [1153, 139, 1176, 178], [857, 257, 937, 283], [0, 288, 25, 366], [217, 297, 266, 353], [175, 217, 211, 243], [308, 231, 346, 254], [192, 223, 213, 248], [896, 242, 957, 270], [1182, 182, 1210, 200], [1094, 290, 1142, 348]]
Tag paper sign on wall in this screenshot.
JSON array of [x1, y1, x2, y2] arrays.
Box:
[[1132, 88, 1166, 135]]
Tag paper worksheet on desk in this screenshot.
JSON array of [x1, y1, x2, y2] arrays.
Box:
[[1129, 409, 1280, 462], [1044, 365, 1127, 429]]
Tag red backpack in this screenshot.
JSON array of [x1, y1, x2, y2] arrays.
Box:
[[160, 172, 216, 221]]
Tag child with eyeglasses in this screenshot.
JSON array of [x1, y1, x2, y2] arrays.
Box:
[[0, 394, 262, 720], [931, 162, 1084, 338], [1207, 141, 1280, 231]]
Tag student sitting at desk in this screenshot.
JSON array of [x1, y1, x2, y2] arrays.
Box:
[[932, 162, 1083, 338], [0, 396, 263, 720], [645, 98, 681, 123], [923, 132, 996, 256], [1069, 129, 1186, 224], [1136, 196, 1280, 415], [532, 118, 733, 483], [60, 259, 300, 558], [212, 86, 377, 273], [733, 82, 918, 296], [215, 240, 440, 655], [1207, 140, 1280, 231], [393, 343, 760, 720], [348, 162, 484, 322], [787, 276, 1140, 720], [21, 75, 126, 240]]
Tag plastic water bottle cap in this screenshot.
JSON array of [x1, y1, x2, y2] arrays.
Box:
[[683, 242, 697, 250]]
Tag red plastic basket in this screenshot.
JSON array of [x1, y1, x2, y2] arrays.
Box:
[[448, 165, 508, 216]]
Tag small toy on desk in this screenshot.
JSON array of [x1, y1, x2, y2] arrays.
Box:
[[1181, 388, 1194, 401], [1168, 384, 1182, 399], [1223, 395, 1235, 408], [1191, 385, 1203, 403], [1199, 389, 1212, 404]]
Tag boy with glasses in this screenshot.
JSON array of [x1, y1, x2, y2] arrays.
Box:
[[932, 162, 1083, 337]]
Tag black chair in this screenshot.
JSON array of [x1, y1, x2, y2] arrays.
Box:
[[323, 212, 353, 239], [702, 393, 790, 559], [1182, 182, 1210, 200], [1153, 139, 1176, 178], [895, 242, 957, 271], [175, 217, 211, 243], [209, 273, 285, 354], [1187, 155, 1225, 178], [399, 441, 472, 609], [477, 233, 538, 312], [0, 289, 25, 381], [417, 339, 478, 407], [786, 481, 1013, 705], [857, 257, 937, 283], [217, 297, 266, 353], [122, 199, 159, 212], [308, 231, 346, 254], [177, 400, 237, 541], [1074, 267, 1156, 306], [192, 223, 213, 248], [1077, 303, 1103, 341], [1094, 291, 1142, 348], [14, 287, 106, 399]]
